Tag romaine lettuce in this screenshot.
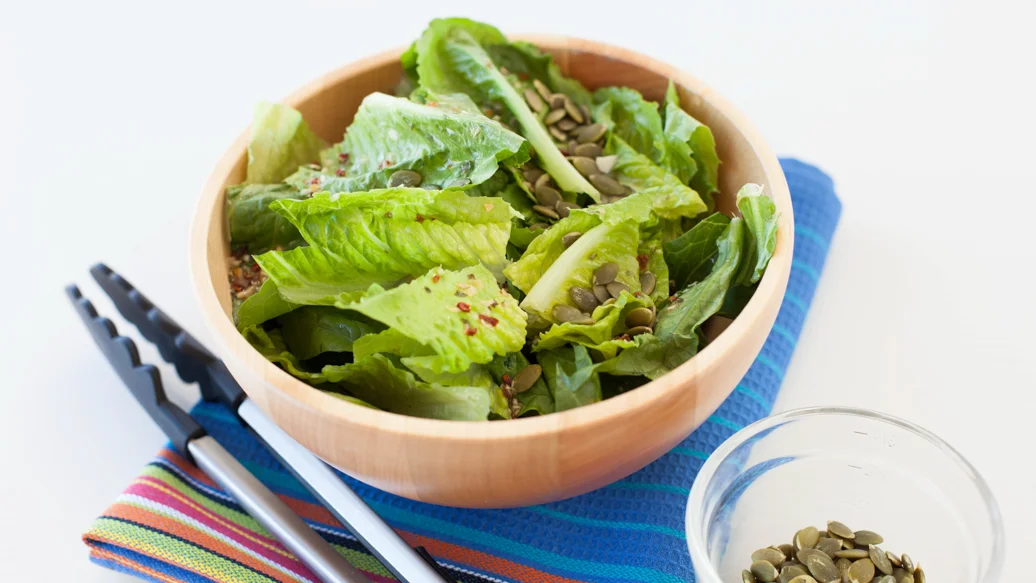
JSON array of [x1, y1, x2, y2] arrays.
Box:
[[663, 81, 720, 206], [245, 102, 326, 185], [226, 183, 307, 254], [534, 291, 652, 359], [538, 345, 601, 411]]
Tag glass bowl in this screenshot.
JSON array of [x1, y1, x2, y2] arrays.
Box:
[[687, 407, 1004, 583]]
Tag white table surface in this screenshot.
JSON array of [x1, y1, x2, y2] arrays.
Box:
[[1, 1, 1031, 580]]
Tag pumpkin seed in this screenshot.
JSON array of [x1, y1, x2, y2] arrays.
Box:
[[523, 168, 544, 183], [744, 570, 759, 583], [636, 271, 655, 296], [549, 126, 568, 142], [570, 156, 601, 177], [422, 184, 440, 190], [797, 549, 826, 565], [898, 574, 913, 583], [753, 548, 787, 565], [781, 561, 800, 570], [574, 143, 603, 158], [589, 173, 626, 196], [569, 287, 600, 312], [595, 154, 618, 174], [534, 184, 562, 207], [899, 555, 913, 573], [448, 178, 471, 188], [580, 104, 593, 124], [544, 109, 567, 125], [568, 140, 579, 155], [891, 569, 908, 583], [832, 534, 854, 550], [533, 79, 552, 101], [875, 577, 896, 583], [853, 531, 883, 546], [805, 553, 840, 583], [387, 169, 422, 188], [532, 205, 560, 220], [847, 559, 874, 583], [548, 92, 566, 109], [751, 560, 779, 583], [534, 172, 552, 190], [834, 550, 869, 560], [780, 565, 809, 583], [869, 546, 892, 576], [576, 123, 608, 143], [555, 201, 580, 218], [562, 231, 582, 248], [557, 118, 579, 132], [775, 544, 796, 558], [606, 281, 629, 298], [552, 304, 593, 324], [593, 284, 610, 303], [827, 522, 855, 540], [593, 262, 619, 285], [912, 568, 924, 583], [524, 89, 546, 112], [794, 527, 821, 551], [837, 559, 851, 583], [511, 365, 542, 393], [816, 538, 842, 558], [625, 307, 655, 328], [563, 98, 584, 123], [789, 577, 818, 583], [885, 553, 900, 568], [602, 297, 616, 306]]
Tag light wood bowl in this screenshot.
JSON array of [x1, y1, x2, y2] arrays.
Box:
[[190, 36, 793, 508]]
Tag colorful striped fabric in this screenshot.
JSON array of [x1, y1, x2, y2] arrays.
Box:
[[84, 159, 842, 583]]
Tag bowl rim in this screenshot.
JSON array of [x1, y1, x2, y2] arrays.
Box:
[[189, 35, 795, 442], [685, 406, 1006, 583]]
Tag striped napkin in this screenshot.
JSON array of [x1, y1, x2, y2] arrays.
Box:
[[84, 158, 841, 583]]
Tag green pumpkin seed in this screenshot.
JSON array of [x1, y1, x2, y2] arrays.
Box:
[[805, 552, 840, 583], [789, 577, 818, 583], [523, 168, 544, 183], [775, 544, 796, 558], [891, 568, 907, 583], [751, 560, 779, 583], [557, 118, 579, 132], [794, 527, 821, 551], [511, 365, 542, 394], [752, 548, 787, 566], [549, 126, 568, 142], [524, 89, 546, 112], [589, 173, 626, 196], [885, 552, 900, 568], [853, 531, 883, 546], [567, 140, 579, 155], [532, 205, 560, 220], [562, 231, 582, 248], [780, 565, 809, 583], [569, 287, 600, 313], [580, 104, 593, 124], [602, 297, 616, 306], [563, 98, 584, 123], [912, 568, 924, 583], [387, 169, 422, 188], [796, 549, 825, 565], [552, 304, 593, 325], [574, 143, 603, 158], [900, 555, 913, 573], [570, 156, 601, 177], [624, 307, 655, 328], [834, 550, 869, 560], [555, 201, 580, 218], [833, 535, 855, 550], [868, 546, 892, 576], [827, 522, 855, 540], [639, 271, 657, 295], [837, 558, 851, 583], [847, 559, 874, 583], [898, 575, 913, 583], [576, 123, 608, 144], [533, 79, 552, 101], [744, 570, 759, 583], [534, 172, 552, 190], [549, 93, 566, 109], [816, 538, 842, 558], [606, 281, 629, 298], [534, 184, 562, 207], [875, 577, 896, 583], [593, 262, 619, 285], [592, 284, 610, 303], [529, 222, 549, 231], [595, 155, 618, 174], [544, 109, 567, 125]]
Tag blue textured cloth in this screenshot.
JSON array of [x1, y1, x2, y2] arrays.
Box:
[[94, 158, 841, 583]]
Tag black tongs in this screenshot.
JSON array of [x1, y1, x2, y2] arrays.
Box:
[[68, 264, 452, 583]]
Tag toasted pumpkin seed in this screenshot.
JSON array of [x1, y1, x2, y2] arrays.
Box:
[[898, 574, 913, 583], [853, 531, 883, 546], [751, 561, 779, 583], [562, 231, 582, 248], [885, 552, 900, 568], [580, 103, 592, 123], [912, 568, 924, 583], [789, 577, 818, 583], [534, 184, 562, 207], [805, 553, 840, 583], [625, 307, 655, 328], [590, 173, 626, 196], [869, 546, 892, 576], [570, 156, 601, 177], [549, 126, 568, 141], [899, 555, 913, 573], [835, 550, 869, 560], [744, 570, 759, 583], [563, 98, 584, 123], [828, 522, 855, 540], [529, 223, 549, 231], [781, 561, 800, 570], [532, 205, 560, 220], [602, 297, 616, 306], [751, 547, 785, 564], [874, 577, 896, 583], [548, 93, 566, 109], [523, 168, 544, 183], [847, 559, 874, 583], [639, 271, 657, 295], [606, 281, 630, 298], [544, 109, 567, 125], [592, 284, 610, 303], [557, 118, 579, 132], [555, 201, 580, 218], [524, 89, 546, 112], [891, 569, 908, 583], [574, 143, 603, 158], [387, 169, 423, 188], [533, 79, 552, 101], [534, 173, 552, 190], [797, 549, 826, 565], [511, 365, 542, 393], [794, 527, 821, 551], [776, 544, 796, 558], [569, 287, 600, 312], [837, 558, 851, 583], [552, 304, 593, 324], [593, 262, 619, 285], [594, 154, 618, 174], [816, 538, 842, 558], [576, 123, 608, 143], [567, 140, 579, 155], [780, 565, 809, 583]]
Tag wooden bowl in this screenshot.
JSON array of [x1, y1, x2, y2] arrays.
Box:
[[190, 36, 794, 508]]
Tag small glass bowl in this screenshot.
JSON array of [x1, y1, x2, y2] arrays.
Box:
[[686, 407, 1004, 583]]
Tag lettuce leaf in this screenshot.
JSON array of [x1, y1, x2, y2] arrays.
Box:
[[487, 352, 554, 416], [734, 184, 779, 285], [337, 264, 527, 374], [638, 230, 671, 304], [533, 291, 652, 359], [227, 183, 307, 255], [253, 189, 514, 305], [663, 81, 720, 206], [277, 307, 384, 360], [593, 333, 669, 379], [605, 135, 707, 218], [399, 361, 510, 419], [410, 18, 600, 199], [241, 325, 327, 383], [486, 41, 592, 106], [538, 345, 601, 412], [245, 102, 326, 185], [236, 280, 297, 329], [663, 212, 731, 290], [593, 87, 668, 162]]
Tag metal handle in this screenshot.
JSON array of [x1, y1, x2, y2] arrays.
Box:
[[188, 436, 370, 583]]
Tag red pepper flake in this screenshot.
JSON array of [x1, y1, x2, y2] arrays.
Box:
[[501, 374, 512, 384], [479, 314, 499, 327], [378, 160, 393, 169], [338, 152, 349, 161], [457, 302, 471, 312], [668, 295, 678, 302], [636, 254, 649, 270], [309, 177, 320, 185], [251, 263, 261, 273], [427, 101, 438, 107], [336, 168, 346, 177], [465, 325, 478, 336], [518, 72, 529, 80], [432, 273, 441, 283], [231, 284, 243, 292], [633, 291, 645, 298], [415, 214, 425, 223], [428, 217, 437, 221]]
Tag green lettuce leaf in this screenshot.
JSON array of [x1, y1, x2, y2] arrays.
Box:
[[486, 41, 592, 106], [663, 81, 720, 205], [663, 213, 731, 290], [253, 189, 514, 305], [533, 291, 651, 359], [734, 184, 779, 285], [605, 135, 707, 218], [638, 230, 670, 304], [277, 307, 384, 360], [241, 325, 326, 383], [593, 333, 670, 379], [487, 352, 554, 416], [337, 264, 527, 374], [236, 280, 297, 329], [246, 102, 326, 185], [410, 18, 600, 199], [593, 87, 668, 162], [226, 183, 306, 254], [400, 361, 511, 419], [321, 354, 491, 420], [538, 345, 601, 412]]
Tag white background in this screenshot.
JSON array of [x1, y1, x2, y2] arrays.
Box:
[[1, 0, 1032, 581]]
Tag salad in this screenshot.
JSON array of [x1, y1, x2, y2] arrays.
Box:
[[224, 17, 779, 421]]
